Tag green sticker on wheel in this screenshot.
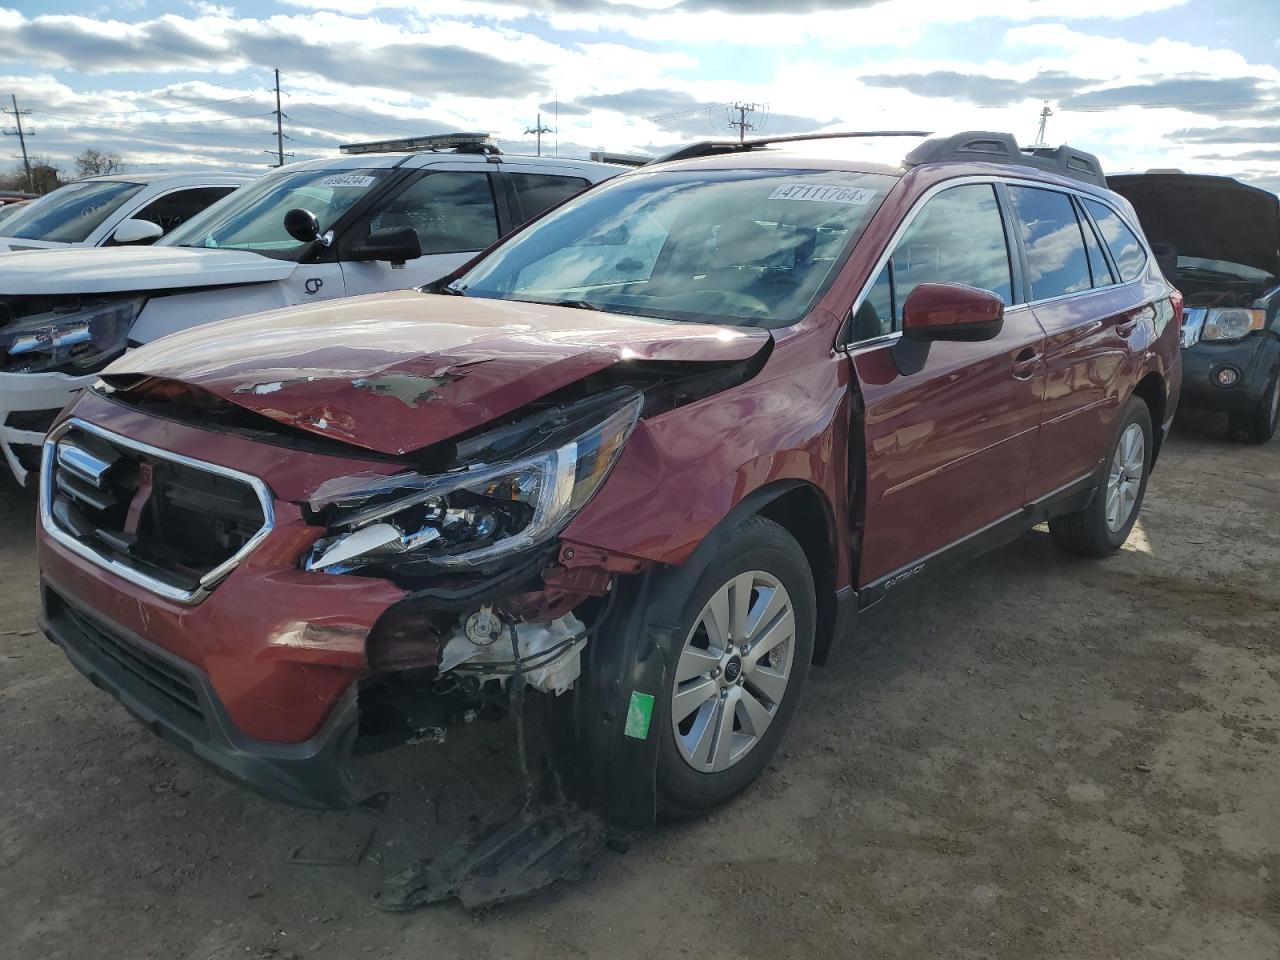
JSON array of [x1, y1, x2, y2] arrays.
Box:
[[624, 691, 655, 740]]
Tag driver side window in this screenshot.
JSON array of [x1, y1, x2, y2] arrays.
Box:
[[851, 183, 1013, 342]]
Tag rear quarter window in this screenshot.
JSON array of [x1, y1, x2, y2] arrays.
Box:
[[1084, 199, 1147, 282], [510, 173, 590, 224]]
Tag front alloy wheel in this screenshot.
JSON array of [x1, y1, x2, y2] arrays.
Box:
[[655, 515, 815, 817], [671, 571, 797, 773]]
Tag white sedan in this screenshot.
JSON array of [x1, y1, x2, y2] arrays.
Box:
[[0, 172, 251, 252]]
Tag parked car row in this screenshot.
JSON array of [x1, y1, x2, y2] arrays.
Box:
[[19, 128, 1201, 836], [0, 137, 624, 484]]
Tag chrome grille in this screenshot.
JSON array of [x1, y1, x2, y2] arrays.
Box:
[[41, 418, 274, 603]]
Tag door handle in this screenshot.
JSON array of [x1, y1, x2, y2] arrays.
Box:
[[1116, 318, 1139, 337], [1012, 348, 1043, 380]]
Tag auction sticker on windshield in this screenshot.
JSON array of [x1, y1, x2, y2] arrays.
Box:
[[318, 174, 377, 189], [769, 183, 877, 204]]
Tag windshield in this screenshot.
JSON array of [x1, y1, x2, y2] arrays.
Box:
[[452, 168, 895, 328], [162, 167, 390, 259], [0, 179, 145, 243]]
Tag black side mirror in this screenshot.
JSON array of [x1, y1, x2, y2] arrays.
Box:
[[284, 207, 321, 243], [347, 226, 422, 267]]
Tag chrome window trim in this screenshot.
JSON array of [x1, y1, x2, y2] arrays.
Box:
[[842, 174, 1155, 348], [40, 417, 276, 605]]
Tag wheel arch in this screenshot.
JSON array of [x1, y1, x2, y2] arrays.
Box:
[[1132, 370, 1167, 464], [678, 478, 841, 668]]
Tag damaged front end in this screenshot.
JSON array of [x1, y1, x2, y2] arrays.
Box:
[[303, 387, 648, 760]]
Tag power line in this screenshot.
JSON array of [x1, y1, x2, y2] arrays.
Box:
[[3, 94, 34, 192], [284, 100, 424, 135]]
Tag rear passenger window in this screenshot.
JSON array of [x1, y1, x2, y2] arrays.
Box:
[[1008, 187, 1092, 300], [1076, 199, 1115, 287], [510, 174, 589, 224], [853, 183, 1012, 337], [1083, 199, 1146, 282]]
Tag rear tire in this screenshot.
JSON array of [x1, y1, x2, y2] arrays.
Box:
[[1050, 397, 1153, 558], [655, 516, 815, 819], [1228, 371, 1280, 445]]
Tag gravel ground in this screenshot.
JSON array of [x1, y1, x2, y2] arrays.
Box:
[[1, 408, 1278, 960]]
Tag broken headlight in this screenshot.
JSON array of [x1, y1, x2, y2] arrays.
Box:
[[1200, 308, 1266, 343], [2, 297, 143, 374], [306, 389, 642, 573]]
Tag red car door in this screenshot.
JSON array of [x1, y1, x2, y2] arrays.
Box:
[[1010, 187, 1151, 500], [844, 181, 1047, 589]]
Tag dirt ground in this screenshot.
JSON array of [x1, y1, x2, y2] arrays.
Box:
[[2, 408, 1278, 960]]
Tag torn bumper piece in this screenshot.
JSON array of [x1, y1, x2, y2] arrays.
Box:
[[0, 369, 93, 485], [40, 583, 361, 808]]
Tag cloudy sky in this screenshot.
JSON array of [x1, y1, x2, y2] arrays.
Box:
[[3, 0, 1278, 191]]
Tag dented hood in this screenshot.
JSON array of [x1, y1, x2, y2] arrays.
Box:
[[104, 289, 770, 455], [1108, 173, 1280, 278]]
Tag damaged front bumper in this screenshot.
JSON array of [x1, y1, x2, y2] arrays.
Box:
[[0, 369, 93, 485], [40, 583, 362, 807]]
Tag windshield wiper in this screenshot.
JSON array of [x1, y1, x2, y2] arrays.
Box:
[[537, 298, 604, 312]]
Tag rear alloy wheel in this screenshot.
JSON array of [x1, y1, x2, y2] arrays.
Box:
[[656, 516, 814, 817], [1229, 371, 1280, 445], [1050, 397, 1153, 558]]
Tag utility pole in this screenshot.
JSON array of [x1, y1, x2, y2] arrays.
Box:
[[1033, 101, 1053, 148], [524, 112, 552, 157], [273, 69, 285, 167], [3, 94, 33, 192], [729, 102, 760, 143]]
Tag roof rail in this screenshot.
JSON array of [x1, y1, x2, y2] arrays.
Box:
[[654, 130, 932, 164], [903, 131, 1106, 187], [340, 132, 499, 156]]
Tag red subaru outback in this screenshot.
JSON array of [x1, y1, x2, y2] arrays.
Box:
[[37, 132, 1181, 827]]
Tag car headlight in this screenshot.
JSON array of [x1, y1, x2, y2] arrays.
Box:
[[1200, 308, 1265, 343], [2, 297, 143, 374], [305, 389, 642, 573]]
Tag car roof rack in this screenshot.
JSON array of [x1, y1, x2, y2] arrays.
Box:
[[340, 132, 500, 156], [902, 131, 1106, 187], [655, 130, 933, 164]]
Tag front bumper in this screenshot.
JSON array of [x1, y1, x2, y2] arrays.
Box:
[[0, 369, 93, 485], [41, 583, 362, 807], [1180, 335, 1278, 414]]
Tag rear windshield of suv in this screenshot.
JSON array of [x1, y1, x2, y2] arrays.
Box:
[[452, 168, 896, 329], [0, 179, 145, 243]]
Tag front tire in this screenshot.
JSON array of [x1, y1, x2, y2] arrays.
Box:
[[656, 516, 815, 818], [1050, 397, 1153, 558], [1229, 370, 1280, 445]]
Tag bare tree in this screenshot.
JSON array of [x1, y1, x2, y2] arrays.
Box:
[[74, 149, 125, 179]]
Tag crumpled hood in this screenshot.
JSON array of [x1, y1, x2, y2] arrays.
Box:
[[1108, 173, 1280, 278], [103, 289, 771, 456], [0, 245, 297, 295]]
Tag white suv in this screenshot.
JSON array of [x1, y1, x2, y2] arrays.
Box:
[[0, 172, 250, 252], [0, 136, 625, 484]]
